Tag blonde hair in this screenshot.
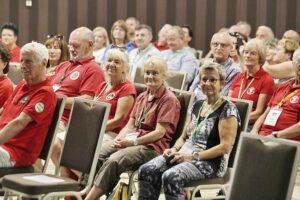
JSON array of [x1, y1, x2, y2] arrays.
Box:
[[93, 26, 109, 47], [143, 56, 168, 79], [278, 39, 299, 60], [243, 39, 266, 65], [106, 48, 129, 77]]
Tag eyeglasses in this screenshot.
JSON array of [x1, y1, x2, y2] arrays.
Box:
[[211, 42, 231, 48], [111, 45, 127, 52], [201, 78, 220, 84], [47, 34, 64, 40]]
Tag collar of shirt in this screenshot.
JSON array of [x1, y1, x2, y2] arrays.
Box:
[[291, 79, 300, 90], [137, 44, 153, 55], [70, 56, 94, 65], [217, 57, 233, 68], [23, 79, 50, 91], [146, 84, 167, 102], [246, 67, 265, 80]]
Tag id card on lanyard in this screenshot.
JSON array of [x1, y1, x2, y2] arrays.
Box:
[[264, 89, 299, 126]]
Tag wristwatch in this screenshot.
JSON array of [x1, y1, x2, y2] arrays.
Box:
[[192, 151, 201, 161], [272, 131, 279, 138], [131, 138, 138, 146]]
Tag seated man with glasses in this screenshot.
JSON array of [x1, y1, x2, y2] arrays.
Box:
[[190, 32, 241, 101]]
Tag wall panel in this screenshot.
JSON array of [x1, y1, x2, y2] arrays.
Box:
[[0, 0, 299, 54]]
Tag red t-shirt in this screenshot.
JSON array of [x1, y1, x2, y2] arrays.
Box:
[[130, 85, 181, 154], [259, 80, 300, 141], [10, 45, 20, 63], [0, 75, 13, 108], [95, 80, 136, 133], [0, 80, 57, 167], [51, 57, 105, 123], [230, 68, 275, 111], [152, 41, 169, 51]]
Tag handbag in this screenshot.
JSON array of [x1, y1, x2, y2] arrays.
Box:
[[107, 181, 129, 200]]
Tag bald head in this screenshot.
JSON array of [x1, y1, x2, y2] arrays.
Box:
[[210, 32, 233, 63], [69, 27, 94, 61], [283, 30, 300, 44]]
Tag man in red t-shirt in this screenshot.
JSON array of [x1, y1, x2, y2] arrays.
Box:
[[251, 49, 300, 141], [0, 42, 57, 167], [51, 27, 105, 166]]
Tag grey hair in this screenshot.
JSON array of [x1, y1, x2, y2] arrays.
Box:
[[257, 25, 274, 41], [237, 21, 252, 32], [200, 62, 226, 80], [21, 41, 49, 64]]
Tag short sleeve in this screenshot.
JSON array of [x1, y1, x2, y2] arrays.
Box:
[[23, 89, 57, 124], [156, 95, 181, 128], [118, 82, 136, 98], [220, 101, 241, 126], [260, 76, 275, 95]]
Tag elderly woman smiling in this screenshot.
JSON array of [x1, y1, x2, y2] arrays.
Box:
[[229, 39, 275, 127], [85, 56, 181, 200], [138, 63, 240, 200]]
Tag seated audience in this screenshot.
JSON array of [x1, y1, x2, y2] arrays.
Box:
[[93, 27, 109, 64], [251, 49, 300, 141], [271, 39, 299, 83], [236, 21, 252, 41], [138, 63, 240, 200], [190, 32, 241, 101], [0, 42, 56, 167], [282, 30, 300, 44], [101, 20, 135, 62], [95, 48, 136, 141], [265, 39, 278, 65], [1, 22, 20, 63], [129, 24, 160, 81], [0, 42, 13, 108], [44, 34, 69, 78], [126, 17, 140, 42], [152, 24, 171, 51], [85, 56, 181, 200], [255, 25, 274, 43], [229, 39, 275, 128], [161, 26, 198, 88]]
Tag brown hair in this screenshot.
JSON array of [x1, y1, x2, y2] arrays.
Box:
[[110, 20, 129, 45], [0, 42, 11, 74]]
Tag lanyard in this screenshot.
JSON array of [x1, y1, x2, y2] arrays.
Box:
[[238, 75, 255, 99], [59, 63, 83, 83], [277, 89, 299, 108], [192, 96, 223, 144], [135, 98, 155, 128], [94, 84, 108, 101]]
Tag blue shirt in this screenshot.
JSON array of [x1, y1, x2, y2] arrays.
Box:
[[101, 41, 135, 62]]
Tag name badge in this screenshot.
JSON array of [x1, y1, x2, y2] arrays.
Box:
[[53, 84, 61, 92], [125, 132, 139, 140], [264, 107, 282, 126]]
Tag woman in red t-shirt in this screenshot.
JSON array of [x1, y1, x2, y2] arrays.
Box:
[[229, 39, 275, 128], [0, 42, 13, 108], [94, 47, 136, 142]]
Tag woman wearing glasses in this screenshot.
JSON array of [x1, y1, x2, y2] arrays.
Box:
[[229, 39, 275, 129], [44, 34, 69, 78], [137, 62, 240, 200], [85, 56, 180, 200], [0, 42, 13, 107]]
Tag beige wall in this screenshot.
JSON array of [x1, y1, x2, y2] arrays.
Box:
[[0, 0, 299, 53]]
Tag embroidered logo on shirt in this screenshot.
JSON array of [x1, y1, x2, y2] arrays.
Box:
[[290, 96, 299, 104], [35, 102, 45, 113], [70, 71, 80, 80], [106, 93, 115, 100], [247, 87, 255, 95], [20, 96, 29, 104]]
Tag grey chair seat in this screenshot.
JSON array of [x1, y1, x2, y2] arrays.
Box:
[[3, 173, 78, 195], [0, 166, 34, 178]]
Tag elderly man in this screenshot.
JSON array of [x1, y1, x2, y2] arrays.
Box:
[[251, 49, 300, 141], [0, 42, 57, 167], [190, 32, 241, 101], [152, 24, 171, 51], [282, 30, 300, 44], [161, 26, 198, 88], [1, 22, 20, 63], [255, 25, 274, 43], [51, 27, 105, 164], [129, 24, 160, 81]]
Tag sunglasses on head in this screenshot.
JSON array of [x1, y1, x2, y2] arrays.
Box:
[[111, 45, 127, 52], [47, 34, 64, 40]]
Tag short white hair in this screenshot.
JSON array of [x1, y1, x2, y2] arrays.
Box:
[[21, 41, 49, 63], [257, 25, 274, 41]]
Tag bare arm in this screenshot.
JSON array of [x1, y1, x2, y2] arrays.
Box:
[[0, 112, 33, 144], [249, 94, 272, 123], [250, 107, 270, 134], [263, 61, 295, 79], [275, 122, 300, 139], [63, 94, 93, 110], [105, 95, 135, 131], [0, 108, 3, 116]]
